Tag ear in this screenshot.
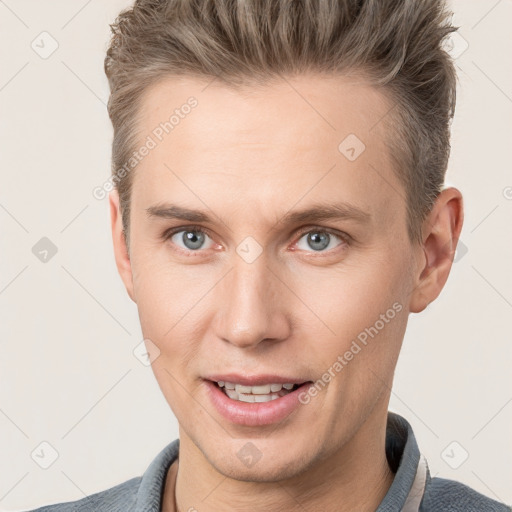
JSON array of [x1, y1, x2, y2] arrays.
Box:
[[109, 189, 136, 303], [409, 187, 464, 313]]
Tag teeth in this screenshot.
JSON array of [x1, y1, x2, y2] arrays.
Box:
[[237, 392, 284, 403], [217, 381, 299, 402], [235, 384, 253, 394], [225, 388, 239, 400], [255, 393, 280, 402], [246, 384, 270, 394]]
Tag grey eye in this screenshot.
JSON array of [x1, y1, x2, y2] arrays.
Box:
[[296, 231, 342, 252], [171, 230, 213, 251]]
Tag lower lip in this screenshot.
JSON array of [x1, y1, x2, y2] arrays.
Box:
[[204, 380, 312, 427]]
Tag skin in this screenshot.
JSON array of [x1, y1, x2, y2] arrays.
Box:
[[109, 74, 463, 512]]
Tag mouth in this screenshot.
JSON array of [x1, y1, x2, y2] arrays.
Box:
[[203, 376, 314, 426], [214, 380, 305, 403]]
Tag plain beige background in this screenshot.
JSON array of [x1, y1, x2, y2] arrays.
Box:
[[1, 0, 511, 510]]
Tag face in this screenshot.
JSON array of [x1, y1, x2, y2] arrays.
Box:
[[113, 74, 421, 481]]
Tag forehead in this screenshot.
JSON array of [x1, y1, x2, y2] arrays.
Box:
[[137, 73, 391, 153], [131, 73, 405, 233]]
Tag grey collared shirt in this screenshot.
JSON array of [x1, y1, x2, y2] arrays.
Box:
[[28, 412, 511, 511]]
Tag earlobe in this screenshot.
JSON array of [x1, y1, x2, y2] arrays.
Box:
[[109, 190, 136, 303], [409, 187, 464, 313]]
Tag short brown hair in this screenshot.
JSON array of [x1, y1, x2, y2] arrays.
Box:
[[104, 0, 458, 247]]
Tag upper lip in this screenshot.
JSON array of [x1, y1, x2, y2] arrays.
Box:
[[204, 374, 310, 386]]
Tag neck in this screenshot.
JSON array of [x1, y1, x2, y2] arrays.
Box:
[[164, 407, 395, 512]]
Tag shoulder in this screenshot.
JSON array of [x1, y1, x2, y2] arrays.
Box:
[[25, 438, 180, 512], [421, 476, 511, 512], [25, 476, 141, 512]]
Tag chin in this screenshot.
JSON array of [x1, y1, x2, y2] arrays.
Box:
[[214, 460, 306, 483], [204, 441, 323, 483]]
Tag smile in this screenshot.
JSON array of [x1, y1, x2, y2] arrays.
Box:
[[204, 377, 313, 426], [216, 381, 302, 402]]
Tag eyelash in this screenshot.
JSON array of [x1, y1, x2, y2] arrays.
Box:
[[162, 225, 350, 255]]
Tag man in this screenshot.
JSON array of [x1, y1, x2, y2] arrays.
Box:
[[30, 0, 511, 511]]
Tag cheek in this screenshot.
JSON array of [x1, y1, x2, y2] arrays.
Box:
[[131, 257, 209, 415], [294, 253, 407, 333], [288, 251, 411, 390], [131, 242, 198, 324]]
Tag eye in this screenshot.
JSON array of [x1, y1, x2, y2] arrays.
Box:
[[162, 225, 349, 255], [294, 228, 348, 253], [165, 227, 216, 252]]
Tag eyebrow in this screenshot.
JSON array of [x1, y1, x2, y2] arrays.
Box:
[[146, 201, 371, 228]]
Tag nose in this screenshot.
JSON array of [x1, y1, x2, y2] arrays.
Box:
[[213, 254, 290, 350]]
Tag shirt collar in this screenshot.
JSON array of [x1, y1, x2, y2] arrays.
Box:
[[377, 411, 430, 511], [133, 411, 427, 511], [132, 436, 179, 511]]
